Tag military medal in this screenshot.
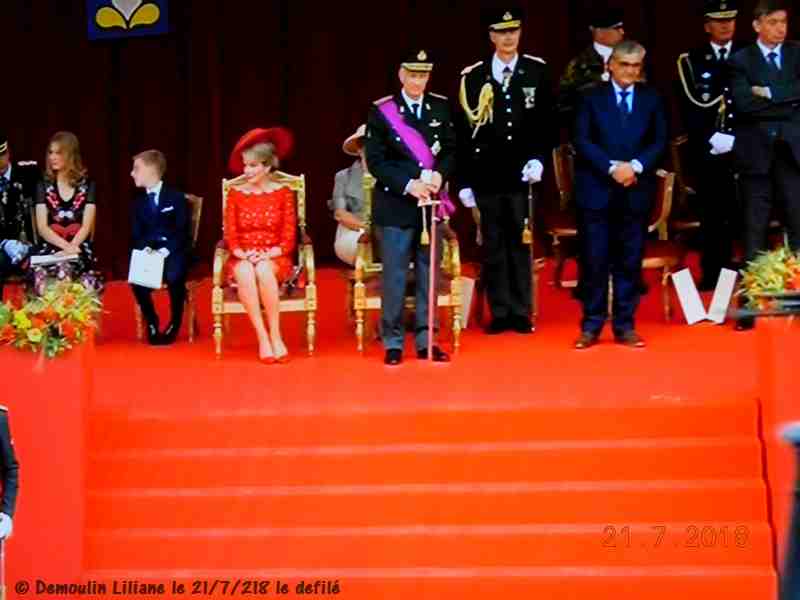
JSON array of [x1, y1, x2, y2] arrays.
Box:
[[702, 93, 711, 101], [431, 141, 441, 156], [523, 87, 536, 109], [429, 119, 441, 128]]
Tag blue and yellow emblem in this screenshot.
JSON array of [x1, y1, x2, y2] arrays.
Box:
[[87, 0, 168, 39]]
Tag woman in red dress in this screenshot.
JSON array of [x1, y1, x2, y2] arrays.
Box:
[[225, 128, 296, 363]]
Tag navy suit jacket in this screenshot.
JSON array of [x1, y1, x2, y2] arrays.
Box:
[[729, 41, 800, 175], [574, 82, 668, 214], [131, 185, 191, 273]]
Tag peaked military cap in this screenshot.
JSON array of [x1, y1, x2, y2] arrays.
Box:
[[486, 7, 523, 31], [705, 0, 738, 19], [401, 49, 434, 72]]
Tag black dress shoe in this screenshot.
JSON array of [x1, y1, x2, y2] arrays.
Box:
[[511, 315, 535, 334], [615, 330, 646, 348], [161, 322, 180, 345], [486, 317, 509, 335], [384, 349, 403, 366], [574, 331, 599, 350], [735, 316, 755, 331], [146, 323, 162, 346], [417, 346, 451, 362]]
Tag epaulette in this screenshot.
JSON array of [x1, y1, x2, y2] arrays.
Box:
[[523, 54, 546, 64], [17, 161, 37, 167], [429, 92, 448, 100], [460, 61, 483, 76], [373, 95, 393, 106]]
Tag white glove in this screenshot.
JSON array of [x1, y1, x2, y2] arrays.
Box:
[[156, 248, 170, 258], [709, 132, 735, 155], [458, 188, 477, 208], [0, 513, 13, 540], [521, 159, 544, 183]]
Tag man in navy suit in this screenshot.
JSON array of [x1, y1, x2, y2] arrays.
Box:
[[573, 40, 668, 349], [729, 0, 800, 330], [130, 150, 190, 345]]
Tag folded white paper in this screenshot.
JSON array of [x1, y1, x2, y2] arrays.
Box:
[[671, 269, 707, 325], [29, 253, 79, 266], [707, 268, 738, 324], [128, 249, 164, 289], [671, 268, 738, 324]]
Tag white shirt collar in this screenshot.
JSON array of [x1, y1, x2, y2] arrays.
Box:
[[593, 42, 614, 64], [401, 89, 424, 111], [710, 41, 733, 59], [757, 39, 783, 58], [146, 180, 163, 196], [1, 164, 10, 182], [492, 53, 519, 83], [612, 80, 635, 96]]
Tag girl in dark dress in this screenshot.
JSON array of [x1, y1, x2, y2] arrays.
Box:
[[29, 131, 103, 296]]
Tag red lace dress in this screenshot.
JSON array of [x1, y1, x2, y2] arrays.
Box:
[[224, 186, 297, 284]]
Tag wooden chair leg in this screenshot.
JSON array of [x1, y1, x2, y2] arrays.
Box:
[[452, 304, 462, 352], [356, 308, 365, 353], [307, 309, 316, 356], [213, 313, 223, 358], [553, 240, 565, 288], [223, 314, 231, 335], [187, 287, 196, 343], [135, 304, 144, 341], [662, 268, 672, 322]]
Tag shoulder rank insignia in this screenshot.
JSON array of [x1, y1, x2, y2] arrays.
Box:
[[373, 95, 393, 106], [429, 119, 441, 128], [460, 61, 483, 76], [523, 54, 547, 64], [429, 92, 448, 100], [17, 161, 38, 166]]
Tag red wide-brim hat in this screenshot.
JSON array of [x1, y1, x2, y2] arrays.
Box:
[[228, 127, 294, 175]]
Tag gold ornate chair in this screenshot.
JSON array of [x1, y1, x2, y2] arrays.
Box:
[[353, 173, 462, 352], [134, 194, 203, 342], [212, 172, 317, 358], [547, 143, 579, 288]]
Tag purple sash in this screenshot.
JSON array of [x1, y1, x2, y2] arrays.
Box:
[[378, 99, 455, 218]]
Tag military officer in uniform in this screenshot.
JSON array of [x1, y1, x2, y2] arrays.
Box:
[[676, 0, 742, 290], [0, 134, 39, 299], [0, 406, 19, 541], [457, 7, 555, 334], [558, 8, 626, 124], [364, 49, 457, 366]]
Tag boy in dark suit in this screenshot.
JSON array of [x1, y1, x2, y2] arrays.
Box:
[[573, 40, 668, 349], [130, 150, 190, 345]]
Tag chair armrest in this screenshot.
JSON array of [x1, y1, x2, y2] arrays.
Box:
[[213, 241, 230, 287], [302, 241, 315, 284]]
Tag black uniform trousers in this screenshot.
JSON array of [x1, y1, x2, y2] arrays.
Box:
[[476, 190, 531, 321], [693, 151, 740, 282], [740, 140, 800, 262]]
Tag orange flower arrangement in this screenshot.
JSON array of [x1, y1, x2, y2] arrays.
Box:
[[0, 281, 102, 358]]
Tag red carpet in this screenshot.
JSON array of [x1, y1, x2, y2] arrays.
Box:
[[81, 258, 776, 598]]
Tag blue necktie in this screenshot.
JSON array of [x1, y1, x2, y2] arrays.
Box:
[[768, 51, 781, 72], [411, 102, 420, 119], [147, 192, 157, 210], [0, 176, 8, 197], [618, 90, 630, 121]]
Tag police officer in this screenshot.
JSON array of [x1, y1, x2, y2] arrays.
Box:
[[0, 133, 39, 299], [558, 8, 625, 123], [676, 0, 742, 290], [365, 49, 457, 365], [457, 7, 555, 334]]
